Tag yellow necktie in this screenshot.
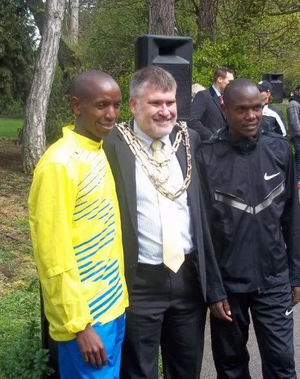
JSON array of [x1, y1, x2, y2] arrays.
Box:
[[151, 140, 185, 273], [151, 139, 165, 163]]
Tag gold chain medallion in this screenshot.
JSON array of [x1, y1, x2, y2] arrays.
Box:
[[117, 122, 192, 201]]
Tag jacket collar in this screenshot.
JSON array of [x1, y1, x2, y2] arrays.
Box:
[[217, 126, 261, 153]]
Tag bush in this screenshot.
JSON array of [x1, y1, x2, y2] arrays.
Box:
[[45, 66, 75, 144], [118, 72, 132, 122], [0, 319, 53, 379]]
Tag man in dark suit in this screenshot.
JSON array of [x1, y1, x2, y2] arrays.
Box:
[[104, 66, 231, 379], [188, 66, 234, 140]]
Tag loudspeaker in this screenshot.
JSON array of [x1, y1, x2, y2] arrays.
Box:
[[262, 73, 284, 103], [135, 35, 193, 121]]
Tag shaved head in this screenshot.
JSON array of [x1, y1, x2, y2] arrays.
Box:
[[222, 78, 263, 140], [223, 78, 260, 105], [70, 70, 117, 99], [70, 69, 122, 142]]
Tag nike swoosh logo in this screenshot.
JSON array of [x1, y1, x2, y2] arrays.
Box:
[[285, 309, 294, 316], [264, 172, 280, 180]]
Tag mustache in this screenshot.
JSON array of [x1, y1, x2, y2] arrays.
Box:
[[154, 116, 174, 121]]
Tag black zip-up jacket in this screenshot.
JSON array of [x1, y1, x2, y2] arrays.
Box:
[[197, 127, 300, 293]]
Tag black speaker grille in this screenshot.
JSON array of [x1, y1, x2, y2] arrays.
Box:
[[135, 35, 193, 121], [272, 82, 284, 103], [157, 63, 191, 121]]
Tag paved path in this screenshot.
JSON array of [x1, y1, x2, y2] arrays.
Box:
[[201, 305, 300, 378]]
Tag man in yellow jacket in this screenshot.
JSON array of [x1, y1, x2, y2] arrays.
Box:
[[29, 70, 128, 379]]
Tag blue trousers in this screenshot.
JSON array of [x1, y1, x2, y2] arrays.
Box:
[[58, 314, 125, 379]]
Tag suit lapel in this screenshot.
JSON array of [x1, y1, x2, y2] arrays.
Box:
[[114, 130, 138, 235], [210, 86, 226, 121]]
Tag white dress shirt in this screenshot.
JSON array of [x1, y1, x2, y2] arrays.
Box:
[[134, 123, 194, 264]]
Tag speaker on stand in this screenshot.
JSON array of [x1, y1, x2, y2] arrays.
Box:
[[135, 35, 193, 121], [262, 73, 284, 103]]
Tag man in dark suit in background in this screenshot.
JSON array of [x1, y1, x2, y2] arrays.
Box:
[[104, 66, 230, 379], [187, 66, 234, 140]]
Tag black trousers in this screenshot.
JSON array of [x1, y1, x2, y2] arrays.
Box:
[[41, 293, 60, 379], [210, 283, 296, 379], [120, 253, 207, 379]]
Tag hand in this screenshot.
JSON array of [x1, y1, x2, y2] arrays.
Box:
[[209, 299, 232, 322], [76, 325, 107, 368], [292, 286, 300, 306]]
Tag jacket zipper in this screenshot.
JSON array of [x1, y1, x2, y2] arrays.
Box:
[[246, 148, 261, 293]]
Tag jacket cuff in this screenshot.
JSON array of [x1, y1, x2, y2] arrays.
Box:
[[206, 284, 227, 304], [64, 316, 93, 334]]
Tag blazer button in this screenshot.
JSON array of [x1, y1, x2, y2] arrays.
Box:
[[130, 264, 137, 269]]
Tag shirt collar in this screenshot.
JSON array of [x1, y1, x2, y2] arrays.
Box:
[[63, 125, 103, 151], [212, 85, 222, 97], [133, 121, 171, 150]]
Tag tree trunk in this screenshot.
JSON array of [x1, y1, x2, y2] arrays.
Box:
[[26, 0, 80, 75], [149, 0, 175, 35], [22, 0, 65, 174], [69, 0, 79, 43], [196, 0, 219, 45]]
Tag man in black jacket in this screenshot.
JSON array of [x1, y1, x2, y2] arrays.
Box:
[[198, 78, 300, 379], [187, 66, 234, 141]]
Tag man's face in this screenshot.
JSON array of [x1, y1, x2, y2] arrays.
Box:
[[223, 86, 263, 140], [218, 72, 235, 93], [130, 85, 177, 139], [72, 78, 122, 142], [260, 91, 270, 105]]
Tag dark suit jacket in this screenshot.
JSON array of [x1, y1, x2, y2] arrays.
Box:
[[187, 86, 226, 141], [103, 125, 226, 304]]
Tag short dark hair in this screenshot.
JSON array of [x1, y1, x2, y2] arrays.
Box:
[[223, 78, 258, 104], [70, 70, 115, 98], [213, 67, 234, 83], [129, 66, 177, 98]]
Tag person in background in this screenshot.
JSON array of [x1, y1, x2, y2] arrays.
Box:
[[287, 84, 300, 189], [187, 66, 234, 141], [257, 79, 287, 136], [192, 83, 206, 98], [198, 78, 300, 379], [29, 70, 128, 379]]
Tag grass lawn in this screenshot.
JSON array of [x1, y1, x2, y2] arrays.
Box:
[[274, 102, 287, 117], [0, 140, 49, 378], [0, 118, 23, 138]]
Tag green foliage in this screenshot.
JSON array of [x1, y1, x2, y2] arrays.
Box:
[[174, 0, 199, 40], [0, 100, 24, 118], [7, 0, 300, 143], [46, 66, 75, 143], [188, 0, 300, 91], [78, 0, 148, 77], [0, 320, 53, 379], [0, 278, 53, 379], [0, 0, 36, 114], [118, 71, 134, 122]]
